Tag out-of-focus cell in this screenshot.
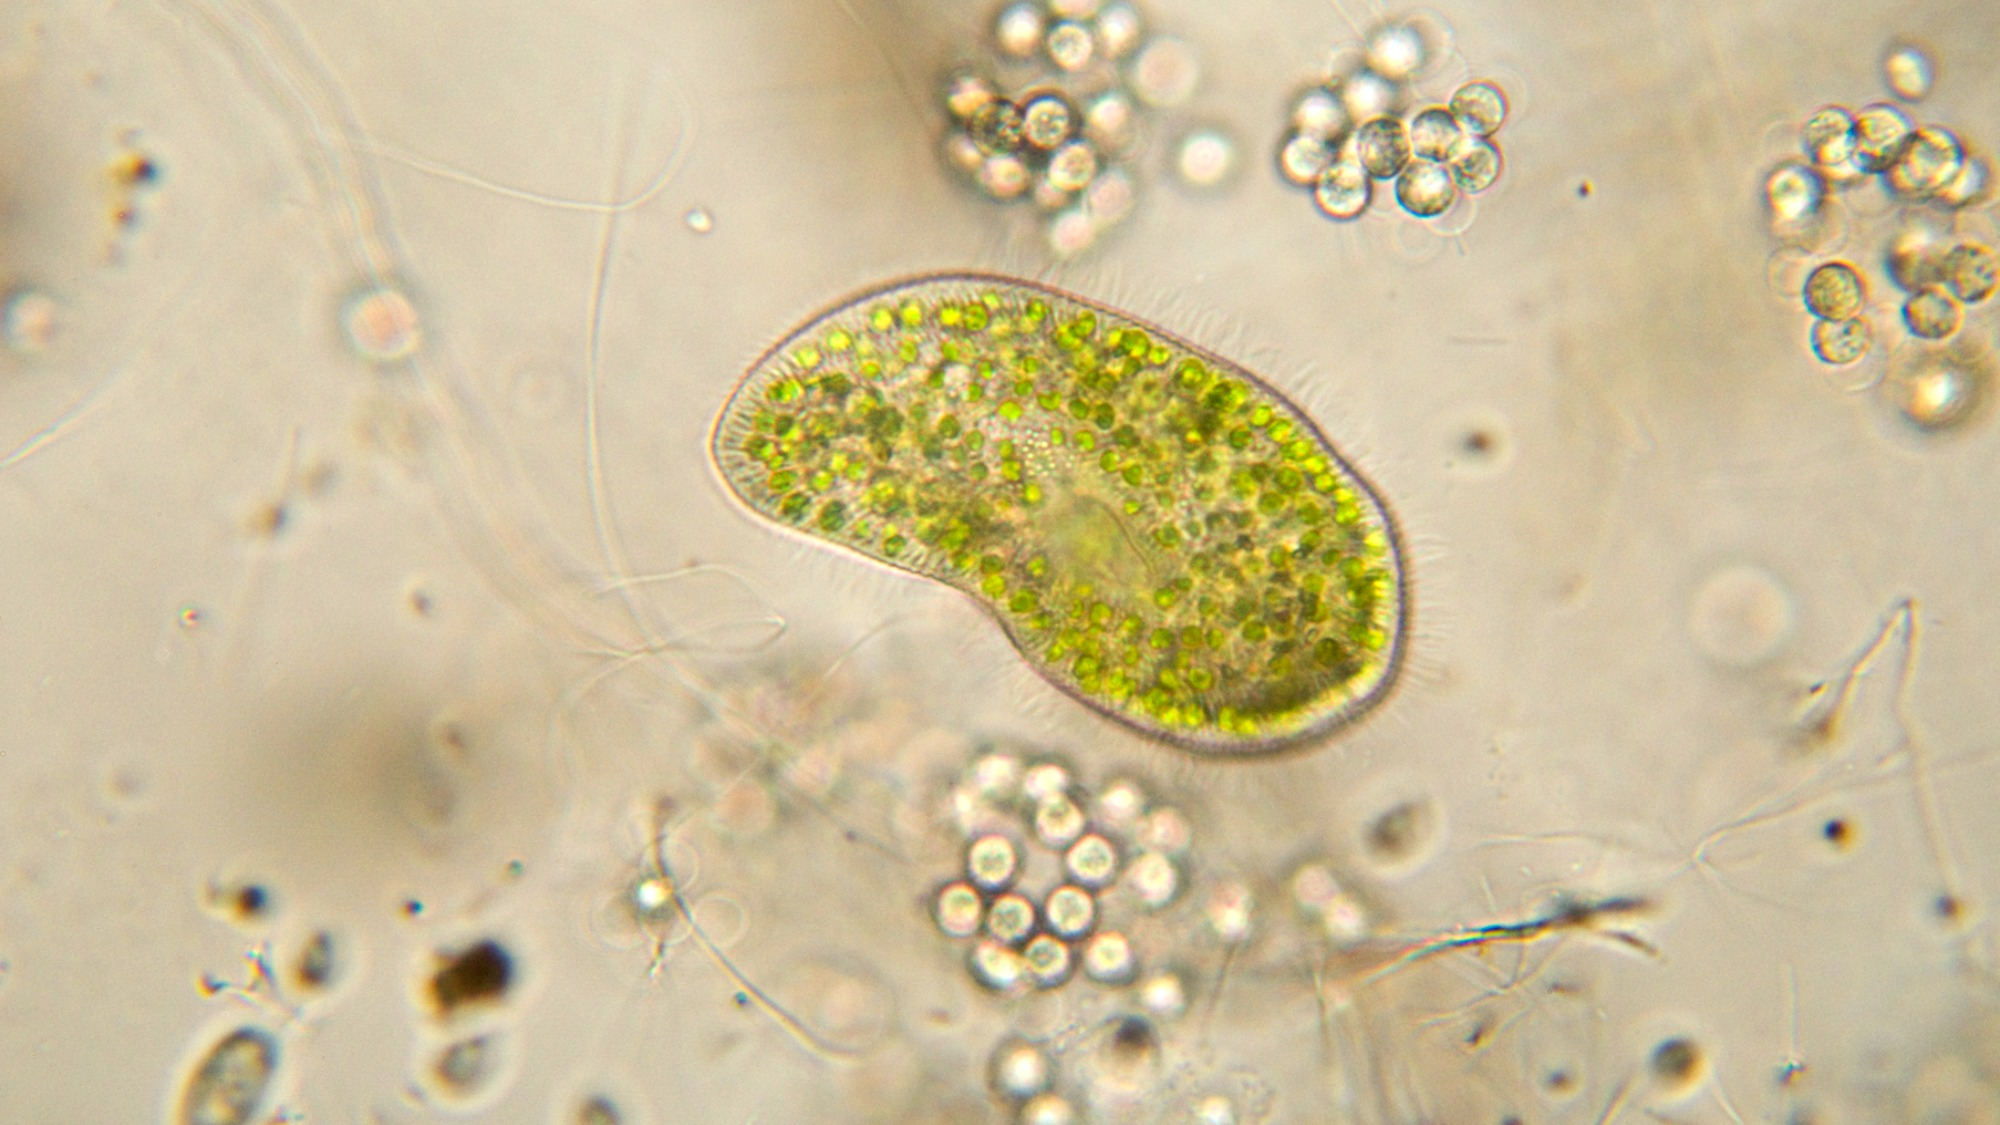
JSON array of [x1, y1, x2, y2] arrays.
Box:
[[1082, 931, 1136, 983], [292, 928, 340, 992], [1883, 41, 1935, 101], [1647, 1036, 1708, 1098], [970, 939, 1028, 991], [1765, 161, 1826, 228], [1205, 881, 1254, 944], [1290, 862, 1372, 944], [990, 1036, 1054, 1101], [1094, 3, 1143, 59], [174, 1026, 279, 1125], [1341, 68, 1399, 124], [1124, 851, 1180, 909], [936, 882, 984, 938], [1407, 107, 1461, 160], [1137, 969, 1186, 1018], [1290, 86, 1348, 139], [426, 1033, 506, 1104], [1448, 80, 1508, 136], [1447, 135, 1502, 194], [426, 938, 515, 1019], [1888, 223, 1950, 292], [1354, 116, 1411, 179], [971, 100, 1027, 156], [1196, 1095, 1237, 1125], [1903, 286, 1964, 339], [1802, 105, 1858, 171], [1082, 91, 1138, 154], [1046, 20, 1095, 71], [1138, 806, 1192, 854], [1044, 884, 1097, 938], [946, 71, 999, 121], [1360, 796, 1440, 870], [1035, 794, 1088, 848], [1810, 317, 1872, 366], [342, 284, 422, 364], [1942, 242, 1997, 304], [1278, 133, 1334, 187], [1044, 141, 1099, 193], [2, 287, 58, 355], [1688, 563, 1796, 667], [1886, 125, 1964, 199], [1886, 347, 1990, 433], [1364, 20, 1427, 82], [1023, 933, 1073, 987], [1021, 94, 1076, 152], [1092, 778, 1147, 832], [203, 877, 275, 927], [1020, 1093, 1079, 1125], [573, 1094, 625, 1125], [1023, 761, 1072, 802], [995, 2, 1045, 58], [987, 892, 1037, 946], [1394, 160, 1456, 218], [1803, 261, 1867, 320], [683, 207, 714, 234], [1130, 37, 1199, 107], [1175, 128, 1236, 188], [1065, 833, 1120, 888], [979, 154, 1032, 200], [967, 834, 1021, 891], [1852, 102, 1914, 173], [1937, 153, 1992, 208]]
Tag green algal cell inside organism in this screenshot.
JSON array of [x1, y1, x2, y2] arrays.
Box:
[[709, 273, 1406, 754]]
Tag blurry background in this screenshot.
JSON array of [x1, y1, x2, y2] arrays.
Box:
[[1, 0, 1998, 1121]]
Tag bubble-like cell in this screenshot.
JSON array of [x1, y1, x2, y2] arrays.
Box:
[[1094, 3, 1143, 59], [995, 2, 1045, 58], [1810, 316, 1872, 366], [1044, 884, 1097, 938], [1765, 161, 1825, 227], [990, 1037, 1054, 1101], [1448, 80, 1508, 136], [1023, 933, 1073, 987], [1904, 286, 1963, 340], [1278, 133, 1334, 187], [1354, 116, 1411, 179], [1138, 805, 1192, 853], [1023, 760, 1072, 801], [978, 154, 1032, 200], [1175, 128, 1236, 188], [1883, 41, 1935, 101], [1365, 21, 1427, 81], [1196, 1095, 1237, 1125], [1082, 930, 1136, 983], [936, 882, 984, 938], [1311, 158, 1371, 222], [1021, 95, 1076, 152], [710, 274, 1407, 753], [1130, 37, 1199, 107], [1407, 107, 1462, 160], [1065, 833, 1120, 887], [1803, 261, 1867, 321], [174, 1026, 280, 1125], [342, 285, 421, 364], [1887, 347, 1990, 432], [1021, 1093, 1079, 1125], [967, 834, 1021, 891], [988, 892, 1037, 946], [1447, 135, 1503, 194], [1082, 91, 1138, 154], [1942, 242, 1997, 304], [971, 939, 1028, 991], [1688, 563, 1796, 667], [1046, 20, 1095, 71], [2, 287, 58, 355], [1045, 141, 1099, 193], [1852, 102, 1914, 173], [1124, 850, 1180, 909], [1035, 793, 1088, 847], [1341, 69, 1400, 124], [1205, 881, 1254, 943], [1092, 778, 1147, 831], [1886, 125, 1963, 199], [1290, 86, 1348, 139], [1137, 969, 1186, 1018], [683, 207, 714, 234], [1802, 105, 1858, 171], [1394, 160, 1456, 218]]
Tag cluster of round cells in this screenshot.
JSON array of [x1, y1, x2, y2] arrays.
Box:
[[1765, 44, 1998, 431], [941, 0, 1199, 256], [1276, 18, 1508, 225], [933, 749, 1191, 996]]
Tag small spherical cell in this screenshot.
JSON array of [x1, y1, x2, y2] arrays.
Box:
[[1021, 761, 1071, 801], [1888, 351, 1987, 433], [1137, 969, 1186, 1018], [994, 2, 1046, 58], [1065, 833, 1120, 888], [946, 71, 998, 122], [2, 287, 58, 355], [1131, 37, 1200, 107], [1903, 286, 1963, 340], [1205, 881, 1253, 944], [1354, 117, 1411, 179], [987, 892, 1037, 946], [1765, 161, 1825, 227], [1883, 42, 1935, 101], [1176, 129, 1236, 188], [1342, 69, 1400, 123], [1888, 224, 1950, 292], [979, 154, 1032, 200], [1447, 135, 1503, 194], [343, 285, 422, 363], [1408, 107, 1463, 161], [1394, 160, 1457, 218], [1046, 21, 1095, 71], [1020, 1094, 1079, 1125], [971, 100, 1027, 157], [1084, 169, 1135, 224], [1810, 317, 1871, 366], [936, 882, 985, 938], [1045, 141, 1099, 193], [1801, 106, 1857, 170], [1083, 91, 1137, 153], [1021, 95, 1076, 151], [944, 132, 985, 176], [1886, 126, 1963, 199], [1365, 21, 1427, 82], [1852, 103, 1913, 173], [1124, 851, 1180, 909], [1046, 208, 1098, 259], [1044, 884, 1097, 938], [683, 207, 714, 233], [1688, 564, 1796, 667], [989, 1037, 1053, 1101], [1803, 261, 1866, 321], [1082, 931, 1136, 984], [1094, 2, 1143, 59], [1022, 934, 1072, 988], [969, 939, 1027, 991], [1290, 86, 1349, 140], [1937, 154, 1991, 208], [971, 750, 1025, 798], [1942, 242, 1996, 304], [1279, 133, 1334, 187], [1139, 806, 1192, 854], [967, 834, 1020, 891], [1035, 793, 1088, 847], [1092, 778, 1147, 831], [1449, 80, 1508, 136], [1649, 1037, 1708, 1096]]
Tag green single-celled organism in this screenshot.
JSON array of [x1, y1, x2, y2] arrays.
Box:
[[710, 273, 1406, 754]]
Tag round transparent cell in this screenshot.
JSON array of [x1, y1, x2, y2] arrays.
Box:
[[1801, 105, 1859, 172], [1045, 141, 1099, 193], [1354, 116, 1411, 179], [1341, 68, 1400, 122], [1765, 161, 1826, 228], [987, 892, 1037, 946], [1449, 80, 1508, 136], [1204, 880, 1254, 943], [1091, 778, 1146, 832], [990, 1037, 1054, 1101], [1130, 37, 1199, 107], [978, 153, 1032, 200], [1364, 20, 1428, 82], [970, 939, 1028, 992], [172, 1026, 281, 1125], [1035, 794, 1087, 848], [1176, 128, 1236, 188], [1889, 223, 1952, 291], [1022, 933, 1072, 987], [1886, 125, 1964, 198], [1021, 1093, 1079, 1125], [936, 882, 985, 938], [1852, 102, 1914, 172], [1886, 346, 1990, 433], [970, 100, 1026, 156], [1903, 286, 1964, 340], [1278, 133, 1334, 187], [1081, 930, 1136, 984], [1044, 884, 1097, 938], [1046, 20, 1095, 72], [1021, 95, 1076, 152], [1883, 41, 1936, 101], [1394, 160, 1457, 218], [1447, 135, 1503, 194], [1407, 107, 1462, 160], [1942, 242, 1997, 303], [994, 2, 1046, 59], [1138, 806, 1192, 854], [1094, 3, 1143, 59], [2, 287, 58, 356], [946, 70, 998, 121], [1810, 316, 1872, 365], [1064, 833, 1119, 888], [1124, 850, 1179, 909], [1804, 261, 1867, 320], [1290, 86, 1349, 139], [967, 834, 1021, 891], [1083, 90, 1138, 153], [1688, 563, 1797, 667], [1137, 969, 1187, 1019], [341, 284, 422, 364]]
